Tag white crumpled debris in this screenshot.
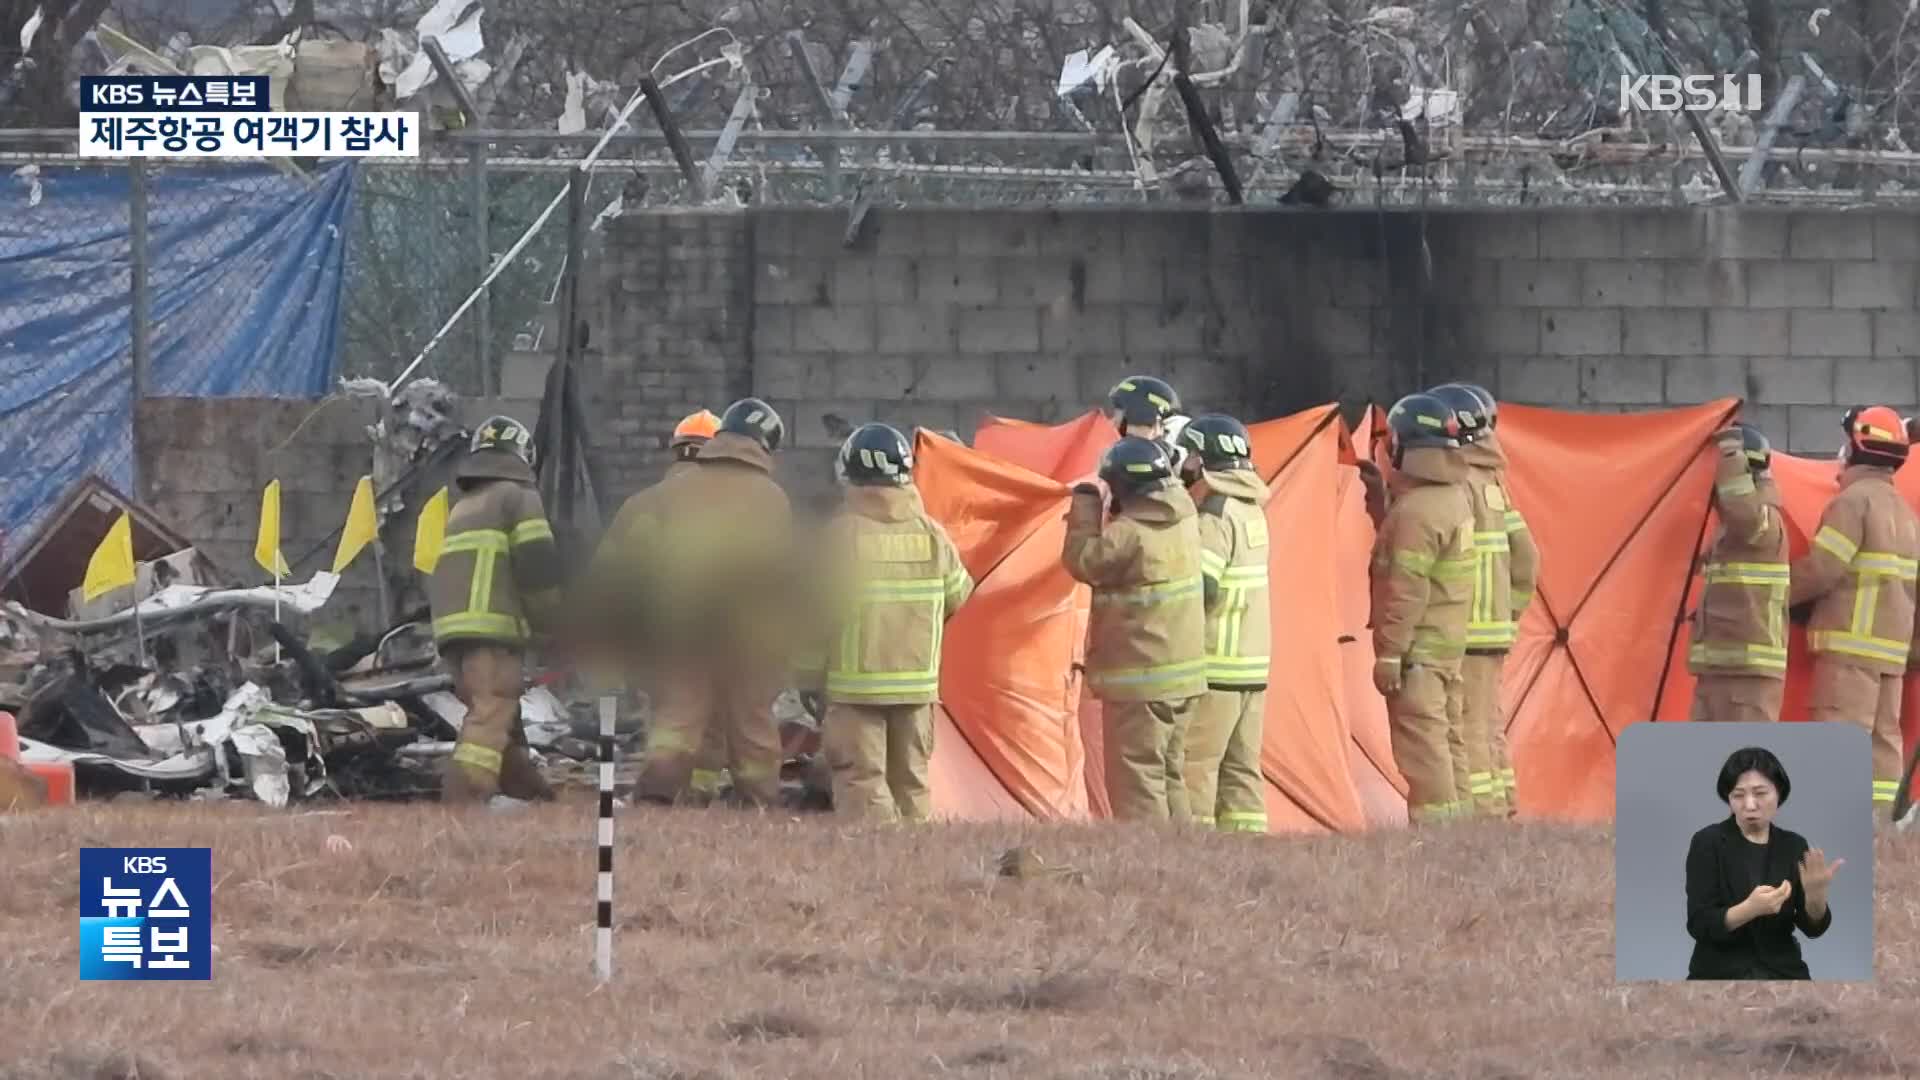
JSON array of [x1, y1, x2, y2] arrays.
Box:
[[119, 572, 341, 619], [12, 164, 42, 208], [157, 684, 326, 808], [392, 0, 486, 100], [419, 686, 573, 749]]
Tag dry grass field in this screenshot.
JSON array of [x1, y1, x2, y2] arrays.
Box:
[[2, 801, 1918, 1079]]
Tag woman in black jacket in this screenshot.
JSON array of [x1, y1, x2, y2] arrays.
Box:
[[1685, 746, 1846, 979]]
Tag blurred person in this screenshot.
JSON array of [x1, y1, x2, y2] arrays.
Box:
[[1687, 424, 1790, 723], [1171, 414, 1272, 832], [799, 423, 973, 823], [1429, 383, 1537, 816], [1064, 436, 1208, 822], [1685, 746, 1842, 980], [1790, 406, 1920, 816], [429, 416, 562, 806], [1370, 393, 1477, 824], [666, 408, 727, 798]]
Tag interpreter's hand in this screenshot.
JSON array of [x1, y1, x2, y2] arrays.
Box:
[[1745, 880, 1793, 916], [1371, 657, 1402, 697], [1800, 848, 1845, 898]]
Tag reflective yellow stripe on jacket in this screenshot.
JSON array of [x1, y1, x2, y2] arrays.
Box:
[[430, 529, 533, 643], [1199, 549, 1270, 685], [1394, 547, 1476, 663], [1808, 530, 1918, 666], [1688, 560, 1790, 672], [1089, 576, 1208, 695], [1467, 529, 1513, 648], [827, 576, 948, 700]]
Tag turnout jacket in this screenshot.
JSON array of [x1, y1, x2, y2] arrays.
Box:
[[1790, 465, 1920, 676], [1689, 441, 1791, 678], [428, 451, 563, 648], [1369, 447, 1477, 678], [1457, 434, 1539, 654], [1063, 481, 1209, 704], [1191, 467, 1272, 690]]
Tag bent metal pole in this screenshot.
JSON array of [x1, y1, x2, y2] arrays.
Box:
[[594, 693, 616, 982]]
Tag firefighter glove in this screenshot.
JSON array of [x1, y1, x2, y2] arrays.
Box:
[[1372, 656, 1403, 696]]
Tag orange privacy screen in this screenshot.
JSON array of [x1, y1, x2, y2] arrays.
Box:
[[911, 398, 1919, 829]]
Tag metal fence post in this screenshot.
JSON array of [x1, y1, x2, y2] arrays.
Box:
[[471, 141, 492, 397], [129, 159, 151, 500]]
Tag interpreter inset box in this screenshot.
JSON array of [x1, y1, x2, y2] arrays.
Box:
[[1614, 722, 1873, 982]]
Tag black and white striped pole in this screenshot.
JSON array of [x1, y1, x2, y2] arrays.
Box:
[[594, 693, 615, 981]]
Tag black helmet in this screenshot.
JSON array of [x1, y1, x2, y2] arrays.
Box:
[[1097, 436, 1175, 496], [1453, 382, 1498, 429], [1177, 414, 1255, 471], [717, 397, 785, 452], [1107, 376, 1182, 430], [1385, 392, 1465, 464], [836, 423, 913, 486], [1733, 423, 1772, 474], [1428, 384, 1491, 442], [471, 414, 536, 466]]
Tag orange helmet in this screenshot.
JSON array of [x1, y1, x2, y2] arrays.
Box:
[[671, 409, 721, 450], [1842, 405, 1909, 468]]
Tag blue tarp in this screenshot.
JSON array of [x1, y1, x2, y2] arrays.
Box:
[[0, 161, 351, 565]]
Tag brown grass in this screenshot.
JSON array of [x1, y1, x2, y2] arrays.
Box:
[[1, 804, 1918, 1079]]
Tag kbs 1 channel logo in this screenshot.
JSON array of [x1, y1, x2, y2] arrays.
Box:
[[1618, 73, 1766, 114], [78, 848, 212, 981], [77, 74, 417, 159]]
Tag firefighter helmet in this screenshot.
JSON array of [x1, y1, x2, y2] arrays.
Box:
[[1429, 383, 1491, 441], [717, 397, 785, 453], [1733, 422, 1772, 474], [672, 409, 720, 447], [1097, 436, 1175, 496], [1842, 404, 1910, 468], [1385, 392, 1464, 464], [836, 423, 914, 486], [471, 415, 536, 467], [1177, 414, 1255, 471], [1434, 382, 1498, 429], [1107, 375, 1183, 430]]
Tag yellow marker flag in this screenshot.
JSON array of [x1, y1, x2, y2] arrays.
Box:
[[82, 512, 137, 602], [254, 480, 291, 579], [332, 476, 378, 573], [413, 486, 449, 574]]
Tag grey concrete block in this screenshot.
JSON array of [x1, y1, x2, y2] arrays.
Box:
[[1085, 255, 1163, 304], [831, 257, 914, 307], [877, 306, 955, 353], [499, 352, 552, 399], [1306, 307, 1375, 354], [1622, 310, 1708, 357], [1788, 404, 1850, 453], [1741, 404, 1791, 447], [869, 212, 930, 256], [784, 399, 878, 450], [1160, 355, 1241, 410], [1124, 305, 1209, 354], [915, 258, 1000, 305], [1835, 358, 1919, 405], [882, 400, 965, 439], [1831, 261, 1917, 310], [1580, 260, 1664, 307], [1541, 308, 1622, 356], [995, 257, 1079, 309], [1464, 307, 1540, 354], [996, 354, 1079, 402], [1581, 357, 1664, 404], [792, 307, 877, 353], [752, 354, 834, 400], [1874, 312, 1920, 358], [1748, 357, 1835, 405], [1788, 213, 1875, 259], [1664, 356, 1749, 405], [1318, 258, 1389, 308], [958, 306, 1042, 353], [1623, 212, 1706, 259], [1662, 261, 1746, 308], [1539, 211, 1623, 258], [1744, 262, 1832, 309], [1869, 212, 1920, 259], [1500, 356, 1580, 403], [1037, 214, 1126, 260], [1079, 354, 1144, 405], [1499, 260, 1583, 307], [831, 355, 916, 399], [1702, 208, 1789, 260], [907, 356, 997, 401], [751, 307, 793, 353], [755, 257, 832, 306], [1474, 213, 1540, 259], [1041, 307, 1128, 356], [954, 214, 1043, 258], [1708, 309, 1786, 356], [1789, 310, 1871, 357]]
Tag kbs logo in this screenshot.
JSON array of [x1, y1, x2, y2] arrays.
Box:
[[1619, 74, 1764, 113]]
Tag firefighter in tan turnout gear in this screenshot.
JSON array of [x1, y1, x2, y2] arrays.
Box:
[[1063, 436, 1209, 821], [1430, 382, 1538, 816], [1791, 405, 1920, 815], [428, 416, 564, 805], [666, 407, 729, 798], [594, 397, 799, 808], [1687, 423, 1791, 723], [1370, 393, 1478, 823], [1172, 414, 1272, 832], [800, 423, 974, 823]]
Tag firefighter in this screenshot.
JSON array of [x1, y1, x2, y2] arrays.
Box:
[[1107, 375, 1183, 440], [429, 416, 563, 806], [1790, 405, 1920, 816], [664, 407, 727, 796], [605, 397, 798, 808], [1172, 414, 1272, 832], [801, 423, 973, 823], [1063, 436, 1208, 821], [1429, 382, 1538, 816], [1371, 392, 1478, 824], [1687, 423, 1790, 723]]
